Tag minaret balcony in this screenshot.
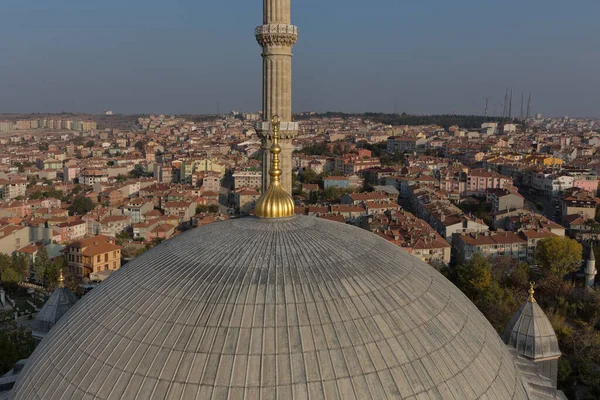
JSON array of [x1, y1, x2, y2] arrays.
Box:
[[255, 24, 298, 47]]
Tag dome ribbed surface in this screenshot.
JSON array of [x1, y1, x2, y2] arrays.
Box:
[[13, 216, 528, 399], [35, 287, 78, 334], [503, 301, 561, 361]]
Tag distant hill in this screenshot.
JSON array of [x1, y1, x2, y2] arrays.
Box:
[[294, 112, 517, 130]]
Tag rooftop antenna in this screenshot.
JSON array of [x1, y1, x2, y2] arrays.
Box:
[[493, 104, 497, 117]]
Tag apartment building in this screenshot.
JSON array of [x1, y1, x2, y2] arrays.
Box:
[[57, 220, 87, 243], [0, 179, 27, 200], [486, 189, 525, 212], [232, 171, 262, 190], [163, 201, 196, 225], [235, 188, 260, 213], [561, 189, 599, 221], [453, 229, 556, 263], [63, 235, 121, 278], [387, 136, 427, 153], [80, 170, 109, 186], [0, 225, 30, 255], [123, 198, 154, 224], [465, 169, 512, 196]]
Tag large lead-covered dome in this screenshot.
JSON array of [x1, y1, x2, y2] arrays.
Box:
[[13, 216, 530, 399]]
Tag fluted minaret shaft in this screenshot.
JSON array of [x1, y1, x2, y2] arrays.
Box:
[[256, 0, 298, 195], [263, 0, 290, 24]]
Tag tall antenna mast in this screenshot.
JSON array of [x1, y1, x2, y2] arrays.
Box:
[[502, 87, 509, 118], [520, 92, 524, 120], [485, 97, 488, 119], [508, 87, 513, 119], [526, 93, 532, 120]]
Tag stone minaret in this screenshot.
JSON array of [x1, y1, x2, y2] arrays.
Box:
[[255, 0, 298, 194], [585, 246, 596, 288]]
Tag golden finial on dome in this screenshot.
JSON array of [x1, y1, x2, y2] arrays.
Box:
[[528, 282, 536, 303], [58, 269, 65, 289], [254, 115, 295, 218]]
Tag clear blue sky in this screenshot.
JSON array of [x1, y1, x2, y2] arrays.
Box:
[[1, 0, 598, 117]]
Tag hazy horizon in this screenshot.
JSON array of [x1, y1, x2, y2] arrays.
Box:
[[1, 0, 598, 118]]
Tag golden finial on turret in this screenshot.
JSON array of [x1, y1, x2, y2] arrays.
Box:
[[254, 115, 295, 218], [58, 269, 65, 289], [528, 282, 536, 303]]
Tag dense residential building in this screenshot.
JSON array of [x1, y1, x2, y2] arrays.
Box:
[[465, 169, 513, 196], [122, 198, 154, 224], [453, 228, 558, 263], [387, 135, 427, 152], [454, 231, 526, 263], [99, 215, 131, 237], [0, 225, 30, 255], [232, 171, 262, 190], [323, 176, 349, 189], [487, 189, 525, 212], [63, 235, 122, 278], [0, 178, 27, 199], [57, 220, 87, 243], [560, 188, 599, 222], [235, 188, 260, 213], [80, 169, 109, 186], [163, 201, 196, 226]]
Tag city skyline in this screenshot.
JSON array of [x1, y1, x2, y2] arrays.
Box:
[[0, 0, 599, 117]]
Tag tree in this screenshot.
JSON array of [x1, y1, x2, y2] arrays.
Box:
[[536, 236, 583, 278], [130, 164, 146, 178], [11, 253, 29, 280], [134, 140, 146, 151], [0, 254, 12, 276], [0, 311, 35, 375], [38, 142, 49, 151], [1, 267, 21, 284], [456, 253, 492, 295], [115, 174, 128, 183], [0, 253, 27, 284], [43, 188, 63, 199], [46, 258, 62, 289], [29, 191, 43, 200], [360, 181, 374, 193], [85, 140, 95, 148], [208, 204, 219, 213], [68, 196, 96, 216], [301, 169, 317, 184], [34, 246, 51, 283]]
